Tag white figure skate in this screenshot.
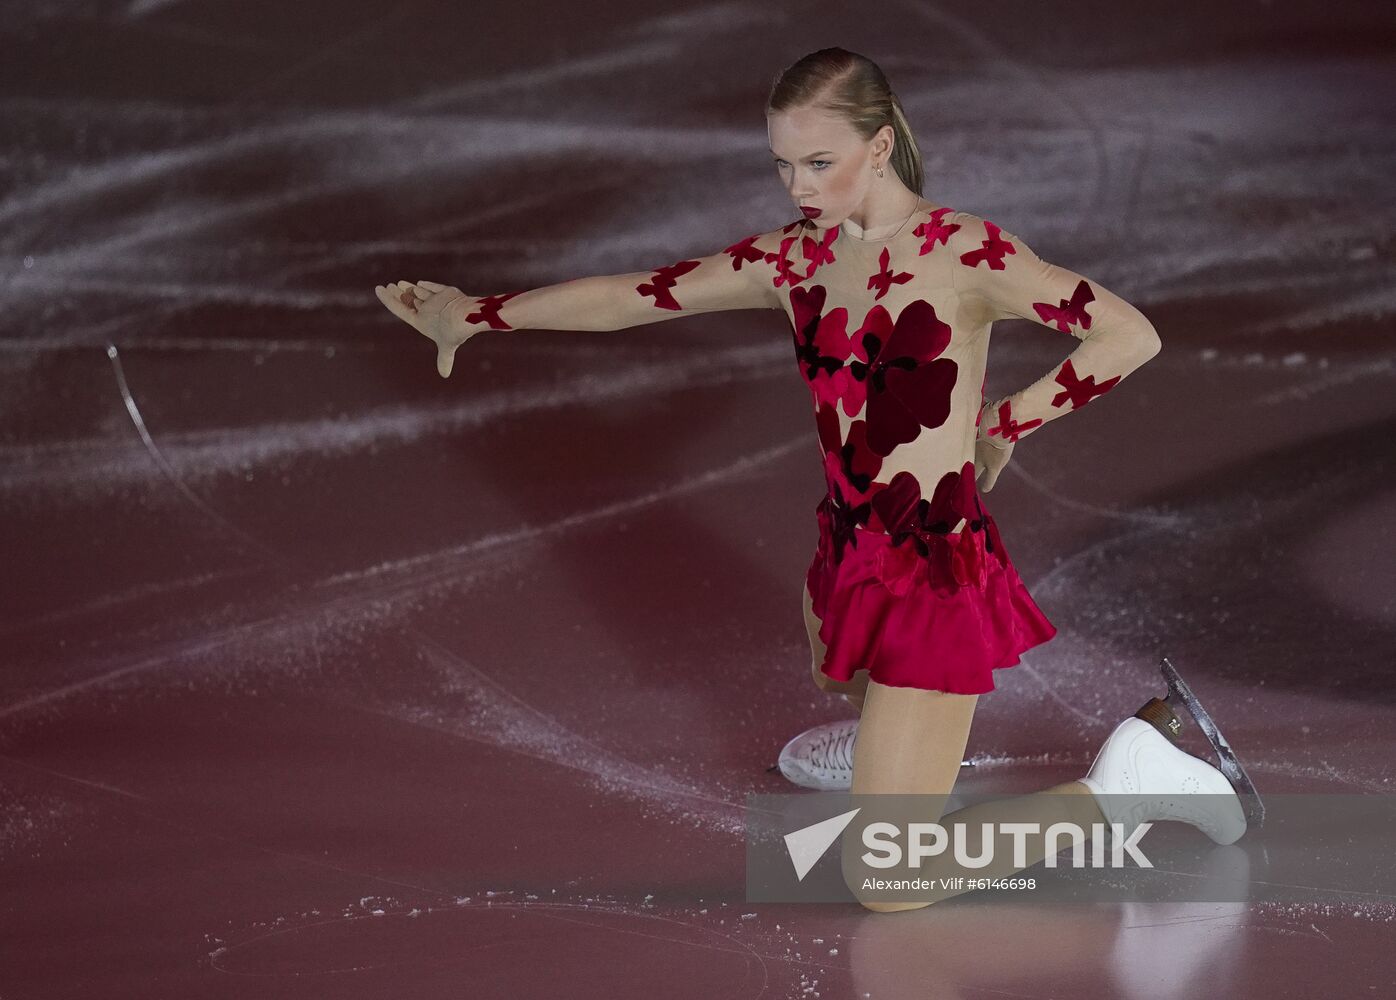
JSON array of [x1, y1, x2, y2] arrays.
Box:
[[768, 718, 973, 790], [771, 718, 859, 790], [1081, 657, 1264, 846]]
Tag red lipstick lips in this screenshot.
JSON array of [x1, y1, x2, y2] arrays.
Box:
[[801, 206, 821, 218]]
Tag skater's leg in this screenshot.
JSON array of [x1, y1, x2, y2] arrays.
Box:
[[803, 581, 869, 710], [848, 679, 978, 799], [845, 678, 1105, 913]]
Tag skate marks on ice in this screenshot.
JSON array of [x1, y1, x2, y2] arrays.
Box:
[[4, 353, 812, 834], [4, 411, 808, 678], [1253, 355, 1396, 407], [1012, 520, 1180, 729], [893, 0, 1119, 250], [2, 747, 783, 993], [0, 339, 791, 499], [334, 638, 762, 839], [400, 2, 781, 114], [207, 895, 778, 992], [7, 9, 1391, 353], [1038, 418, 1395, 701], [0, 108, 776, 358], [998, 418, 1394, 792]]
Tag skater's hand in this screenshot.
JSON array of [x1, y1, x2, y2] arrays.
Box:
[[974, 401, 1014, 493], [373, 279, 480, 378]]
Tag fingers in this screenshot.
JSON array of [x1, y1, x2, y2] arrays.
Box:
[[374, 284, 415, 321], [376, 281, 463, 379], [374, 282, 429, 316], [375, 280, 457, 317], [979, 459, 998, 492], [974, 436, 1012, 493]]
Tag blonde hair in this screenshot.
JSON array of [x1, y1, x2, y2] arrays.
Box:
[[767, 47, 924, 195]]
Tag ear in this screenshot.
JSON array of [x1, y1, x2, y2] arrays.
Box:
[[875, 123, 896, 158]]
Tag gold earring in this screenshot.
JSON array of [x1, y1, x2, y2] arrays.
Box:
[[875, 164, 885, 178]]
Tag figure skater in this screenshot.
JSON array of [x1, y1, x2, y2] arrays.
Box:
[[375, 47, 1263, 911]]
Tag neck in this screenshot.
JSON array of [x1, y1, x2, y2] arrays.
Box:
[[842, 186, 923, 240]]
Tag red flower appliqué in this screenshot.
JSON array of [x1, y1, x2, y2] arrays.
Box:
[[868, 462, 1001, 592], [1049, 357, 1121, 410], [815, 403, 885, 510], [816, 480, 874, 566], [957, 220, 1016, 271], [812, 403, 892, 568], [789, 284, 855, 411], [982, 399, 1043, 444], [721, 233, 767, 270], [843, 299, 959, 455], [867, 246, 913, 300], [767, 223, 838, 288], [635, 260, 702, 310], [466, 291, 525, 330], [913, 207, 961, 256], [1034, 279, 1096, 333]]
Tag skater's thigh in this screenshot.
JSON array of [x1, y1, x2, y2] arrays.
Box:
[[803, 581, 868, 697], [852, 679, 978, 798]]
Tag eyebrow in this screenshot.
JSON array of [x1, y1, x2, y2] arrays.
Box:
[[770, 149, 835, 158]]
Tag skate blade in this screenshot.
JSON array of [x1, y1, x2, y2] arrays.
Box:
[[1151, 656, 1266, 829]]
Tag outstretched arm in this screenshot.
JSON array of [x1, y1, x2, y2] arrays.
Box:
[[469, 226, 792, 333], [950, 213, 1162, 446], [377, 221, 799, 376]]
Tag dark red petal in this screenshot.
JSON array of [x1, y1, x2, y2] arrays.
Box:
[[881, 357, 959, 433], [882, 298, 952, 362], [864, 386, 924, 456], [848, 303, 894, 363], [789, 283, 828, 332], [869, 470, 922, 533]]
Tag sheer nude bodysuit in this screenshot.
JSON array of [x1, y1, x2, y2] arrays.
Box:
[[454, 199, 1163, 910]]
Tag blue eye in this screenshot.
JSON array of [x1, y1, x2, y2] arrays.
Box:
[[774, 159, 832, 170], [811, 160, 830, 170]]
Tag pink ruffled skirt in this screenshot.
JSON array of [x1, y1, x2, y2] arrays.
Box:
[[805, 495, 1057, 695]]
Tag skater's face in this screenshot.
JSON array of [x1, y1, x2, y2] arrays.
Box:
[[767, 107, 892, 228]]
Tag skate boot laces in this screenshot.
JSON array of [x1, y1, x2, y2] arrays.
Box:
[[810, 726, 856, 775]]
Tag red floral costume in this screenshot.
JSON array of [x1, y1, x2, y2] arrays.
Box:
[[477, 203, 1162, 693]]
